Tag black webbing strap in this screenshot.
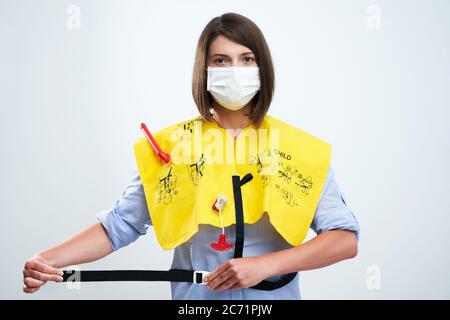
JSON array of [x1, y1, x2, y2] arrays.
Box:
[[62, 269, 203, 283], [231, 173, 298, 291], [232, 175, 246, 259]]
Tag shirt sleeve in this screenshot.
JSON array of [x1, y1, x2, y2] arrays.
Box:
[[310, 165, 360, 241], [96, 169, 152, 251]]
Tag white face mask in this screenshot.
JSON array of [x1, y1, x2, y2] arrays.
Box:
[[207, 66, 260, 111]]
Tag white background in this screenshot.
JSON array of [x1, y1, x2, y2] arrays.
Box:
[[0, 0, 449, 299]]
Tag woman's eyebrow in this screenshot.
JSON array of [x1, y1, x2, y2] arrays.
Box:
[[210, 52, 255, 58]]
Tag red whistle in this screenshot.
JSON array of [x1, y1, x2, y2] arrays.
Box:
[[140, 122, 171, 164]]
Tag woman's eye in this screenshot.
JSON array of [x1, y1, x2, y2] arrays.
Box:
[[214, 57, 226, 64], [243, 56, 255, 63]]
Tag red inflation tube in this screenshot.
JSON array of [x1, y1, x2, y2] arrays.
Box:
[[140, 122, 171, 163]]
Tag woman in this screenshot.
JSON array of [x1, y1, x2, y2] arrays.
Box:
[[23, 12, 359, 299]]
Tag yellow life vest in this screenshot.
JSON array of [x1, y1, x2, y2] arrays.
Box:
[[133, 114, 331, 250]]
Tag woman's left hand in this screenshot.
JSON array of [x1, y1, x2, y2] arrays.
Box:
[[204, 256, 272, 292]]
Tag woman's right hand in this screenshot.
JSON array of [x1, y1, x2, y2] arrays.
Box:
[[22, 254, 64, 294]]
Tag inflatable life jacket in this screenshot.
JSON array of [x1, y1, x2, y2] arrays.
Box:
[[62, 114, 331, 291]]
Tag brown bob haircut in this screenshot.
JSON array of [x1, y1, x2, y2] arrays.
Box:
[[192, 13, 275, 129]]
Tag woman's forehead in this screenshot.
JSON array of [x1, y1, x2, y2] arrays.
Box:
[[208, 35, 253, 56]]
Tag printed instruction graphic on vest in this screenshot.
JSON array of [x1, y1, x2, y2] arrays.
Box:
[[275, 161, 314, 206], [157, 166, 178, 204], [250, 147, 314, 206], [188, 153, 206, 185]]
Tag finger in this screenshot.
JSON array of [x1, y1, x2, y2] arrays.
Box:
[[23, 268, 31, 278], [208, 268, 235, 291], [23, 285, 41, 294], [204, 261, 231, 283], [28, 269, 63, 282], [24, 277, 46, 288], [27, 260, 63, 276]]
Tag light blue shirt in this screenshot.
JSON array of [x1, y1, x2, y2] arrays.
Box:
[[97, 165, 360, 300]]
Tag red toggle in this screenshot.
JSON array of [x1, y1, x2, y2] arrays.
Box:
[[211, 233, 233, 251], [140, 122, 171, 163]]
